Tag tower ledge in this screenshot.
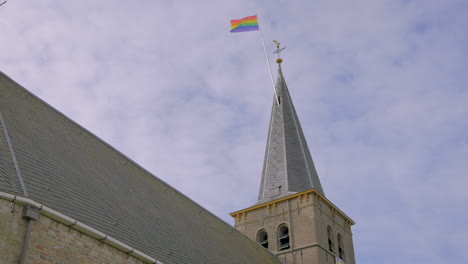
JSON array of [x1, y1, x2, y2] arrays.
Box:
[[230, 188, 355, 226]]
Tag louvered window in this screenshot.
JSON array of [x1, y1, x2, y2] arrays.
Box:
[[327, 226, 335, 252], [257, 230, 269, 249], [337, 233, 345, 259], [278, 225, 290, 250]]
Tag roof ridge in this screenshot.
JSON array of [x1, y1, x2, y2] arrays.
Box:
[[0, 110, 28, 196], [0, 71, 234, 229], [0, 71, 282, 263]]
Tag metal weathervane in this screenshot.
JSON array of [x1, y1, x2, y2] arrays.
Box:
[[273, 40, 286, 60]]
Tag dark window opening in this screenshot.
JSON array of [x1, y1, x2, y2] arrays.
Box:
[[327, 226, 334, 253], [337, 233, 345, 259], [257, 230, 269, 249], [278, 225, 290, 250]]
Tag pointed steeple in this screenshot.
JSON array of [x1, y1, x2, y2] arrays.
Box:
[[257, 59, 324, 204]]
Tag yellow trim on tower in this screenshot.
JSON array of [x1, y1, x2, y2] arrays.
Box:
[[229, 188, 355, 225]]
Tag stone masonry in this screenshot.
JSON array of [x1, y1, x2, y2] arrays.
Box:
[[0, 199, 146, 264], [231, 190, 356, 264]]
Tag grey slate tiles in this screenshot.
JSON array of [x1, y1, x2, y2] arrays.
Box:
[[0, 72, 280, 264], [0, 112, 24, 196], [257, 65, 324, 205]]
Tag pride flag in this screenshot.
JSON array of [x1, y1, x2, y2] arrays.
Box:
[[230, 15, 259, 33]]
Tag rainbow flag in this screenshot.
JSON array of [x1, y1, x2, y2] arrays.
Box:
[[230, 15, 259, 33]]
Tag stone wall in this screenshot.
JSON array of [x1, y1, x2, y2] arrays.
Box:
[[0, 199, 26, 263], [233, 191, 356, 264], [313, 195, 356, 264], [0, 199, 146, 264]]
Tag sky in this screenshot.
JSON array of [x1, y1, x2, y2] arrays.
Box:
[[1, 0, 468, 263]]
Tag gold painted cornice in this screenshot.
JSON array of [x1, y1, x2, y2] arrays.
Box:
[[230, 189, 355, 226]]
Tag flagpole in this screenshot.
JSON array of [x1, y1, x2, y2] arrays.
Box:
[[257, 14, 280, 106]]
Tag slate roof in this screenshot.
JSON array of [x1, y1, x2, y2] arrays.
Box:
[[0, 72, 281, 264], [257, 63, 324, 204]]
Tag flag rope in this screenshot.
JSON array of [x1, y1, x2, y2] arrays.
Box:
[[257, 14, 280, 106]]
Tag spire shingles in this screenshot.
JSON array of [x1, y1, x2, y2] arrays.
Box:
[[257, 64, 324, 204]]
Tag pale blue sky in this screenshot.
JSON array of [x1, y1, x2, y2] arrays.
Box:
[[1, 0, 467, 263]]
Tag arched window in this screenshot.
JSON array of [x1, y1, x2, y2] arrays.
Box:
[[337, 233, 345, 259], [257, 230, 269, 249], [278, 225, 290, 250], [327, 226, 334, 252]]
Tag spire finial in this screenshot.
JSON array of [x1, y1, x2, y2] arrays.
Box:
[[273, 40, 285, 64]]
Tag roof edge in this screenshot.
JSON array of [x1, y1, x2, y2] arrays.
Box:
[[0, 111, 29, 197], [0, 71, 239, 232]]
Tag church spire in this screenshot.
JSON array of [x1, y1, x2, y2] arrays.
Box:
[[257, 56, 324, 204]]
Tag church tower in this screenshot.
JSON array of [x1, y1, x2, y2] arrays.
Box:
[[230, 54, 356, 264]]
